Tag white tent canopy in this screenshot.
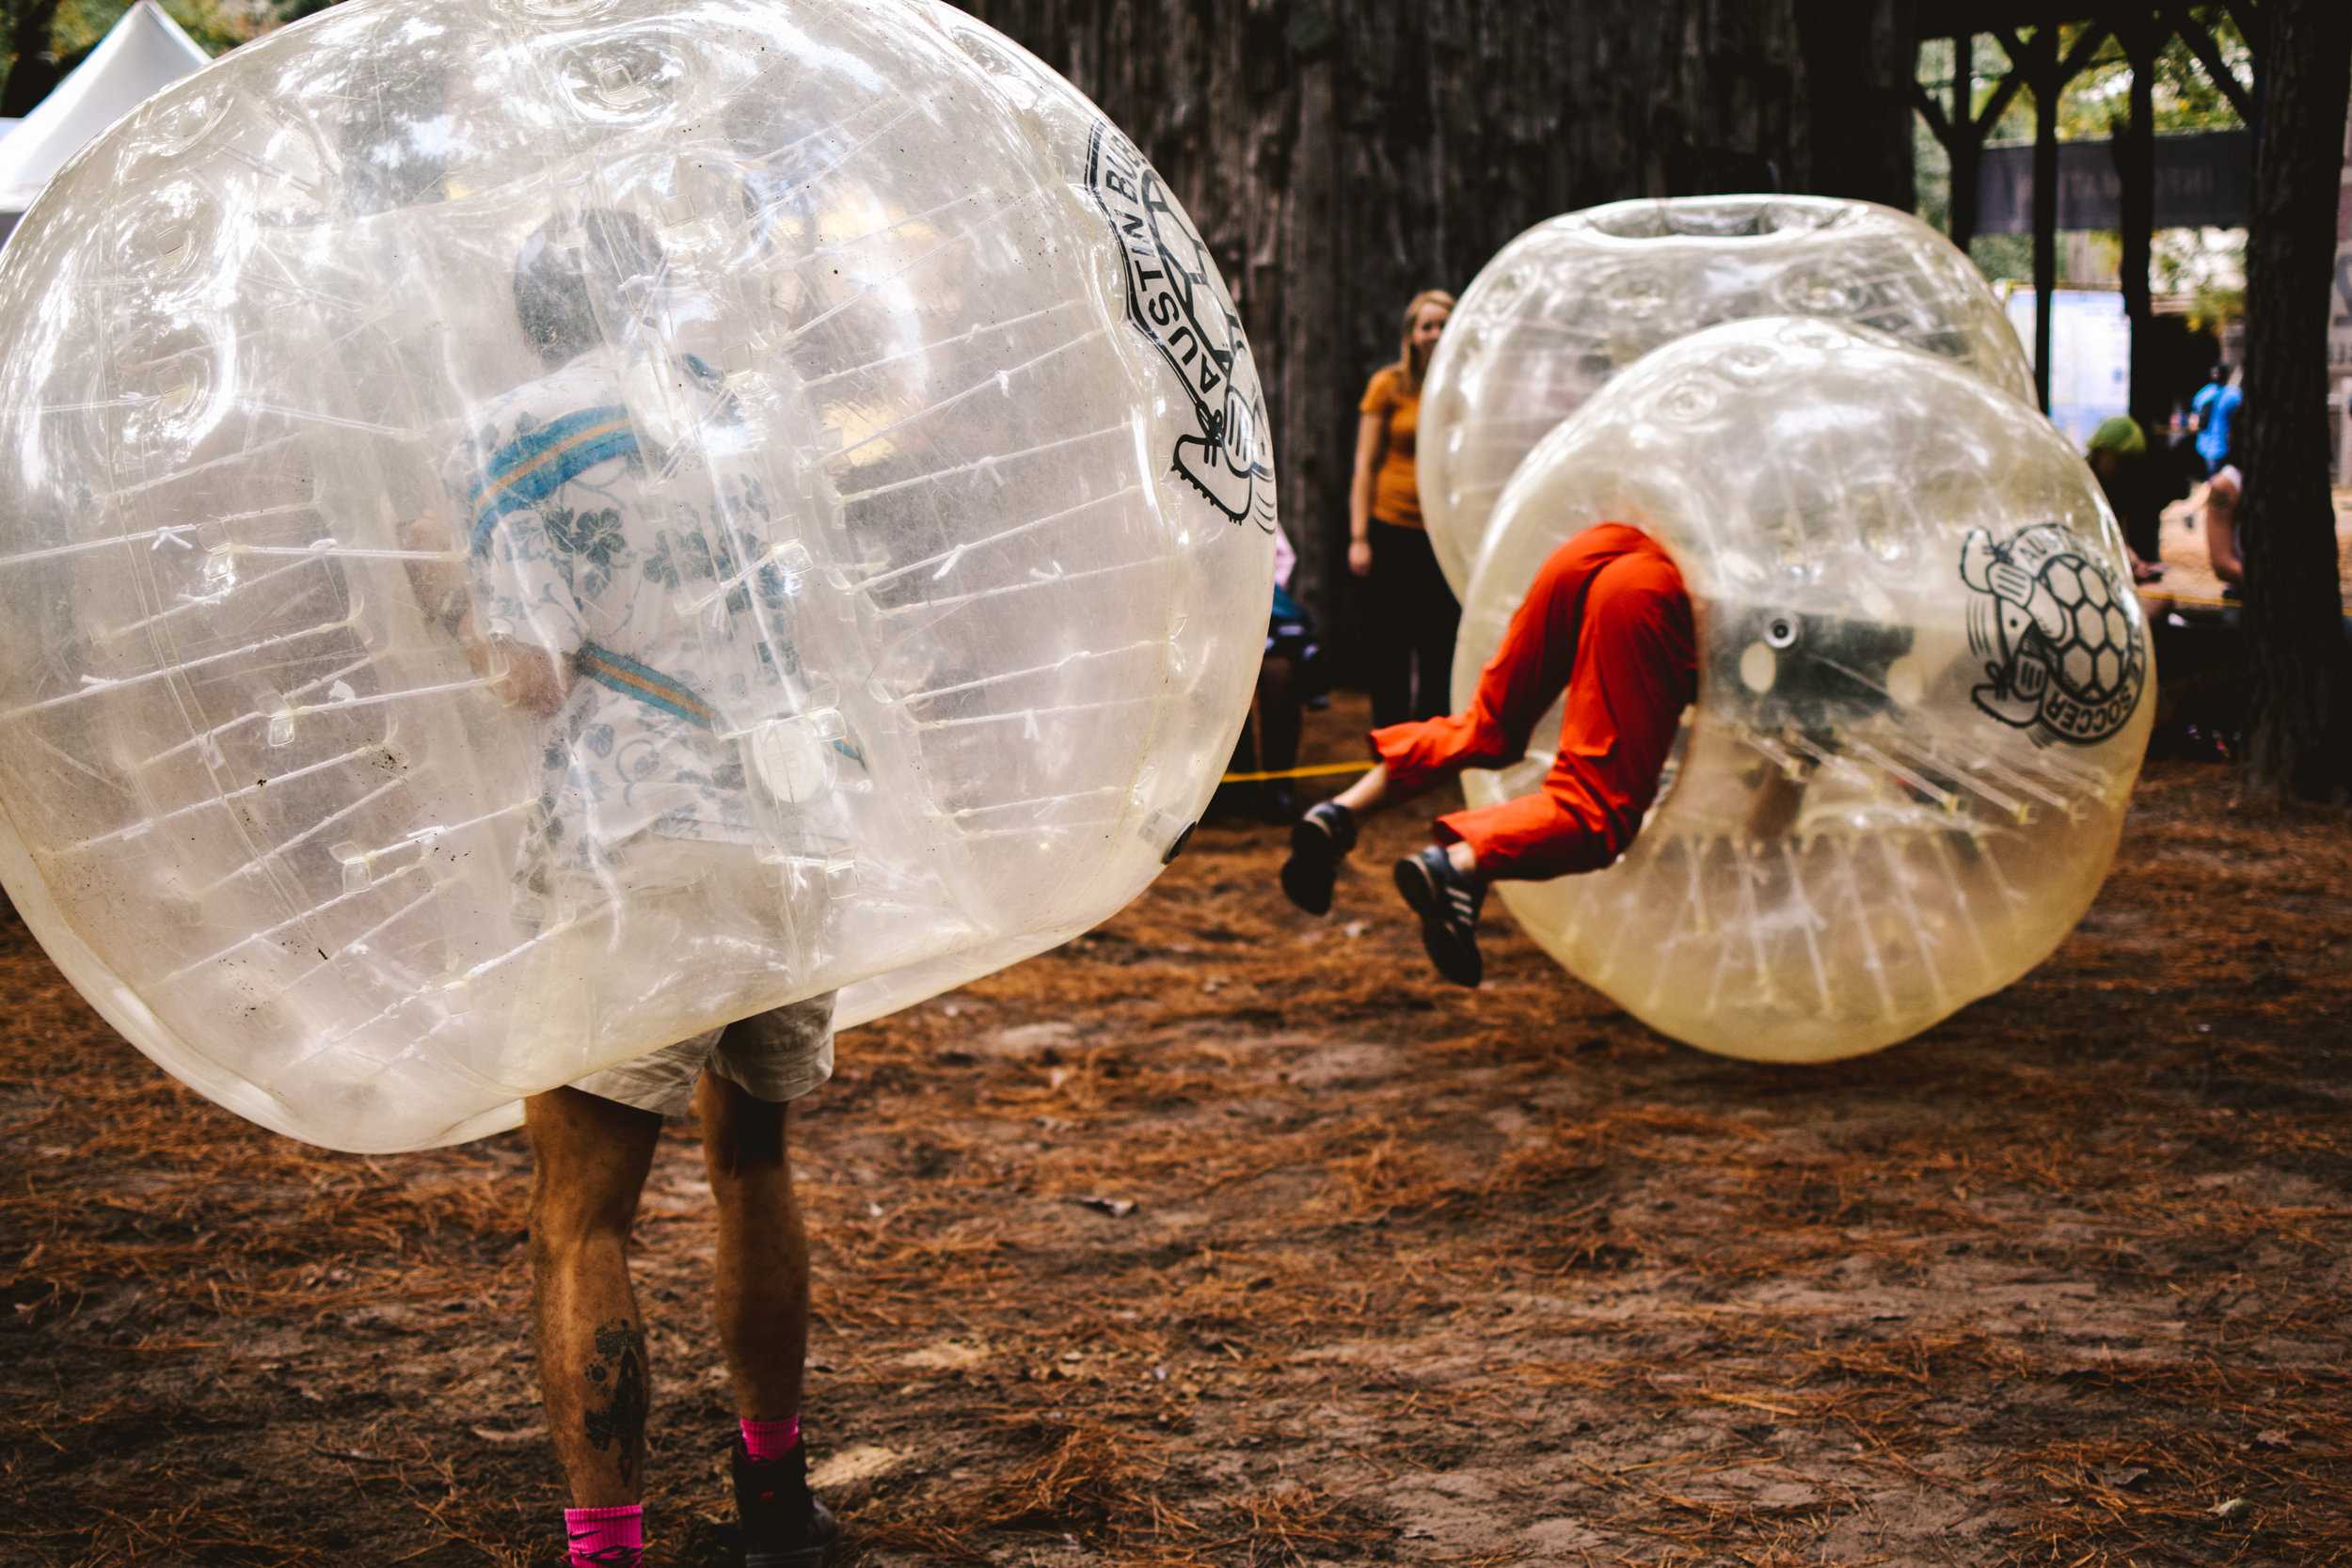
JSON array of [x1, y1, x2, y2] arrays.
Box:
[[0, 2, 209, 230]]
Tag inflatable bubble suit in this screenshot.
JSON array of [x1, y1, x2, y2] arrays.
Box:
[[1458, 319, 2152, 1063], [0, 0, 1276, 1150], [1419, 195, 2035, 594]]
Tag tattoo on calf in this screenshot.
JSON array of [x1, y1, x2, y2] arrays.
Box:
[[582, 1319, 649, 1479]]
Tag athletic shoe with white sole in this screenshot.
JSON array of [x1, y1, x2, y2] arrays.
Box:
[[1393, 846, 1486, 987]]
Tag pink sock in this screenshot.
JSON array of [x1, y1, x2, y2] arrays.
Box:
[[739, 1414, 800, 1463], [564, 1503, 642, 1567]]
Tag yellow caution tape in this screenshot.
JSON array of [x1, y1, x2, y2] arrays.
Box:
[[1218, 760, 1374, 784], [2145, 589, 2352, 618]]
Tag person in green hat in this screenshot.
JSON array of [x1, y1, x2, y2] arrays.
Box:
[[2085, 415, 2166, 584]]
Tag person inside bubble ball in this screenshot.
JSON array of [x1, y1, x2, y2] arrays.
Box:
[[406, 208, 839, 1568], [1280, 522, 1696, 987], [1351, 289, 1461, 726]]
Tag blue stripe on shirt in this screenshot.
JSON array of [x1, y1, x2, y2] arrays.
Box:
[[574, 641, 717, 730], [469, 405, 629, 504], [470, 413, 640, 553]]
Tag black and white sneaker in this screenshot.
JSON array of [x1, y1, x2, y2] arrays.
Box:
[[724, 1439, 840, 1568], [1393, 847, 1486, 988], [1279, 800, 1357, 915]]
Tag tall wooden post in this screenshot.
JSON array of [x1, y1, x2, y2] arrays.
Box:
[[2117, 18, 2158, 429], [2030, 28, 2058, 412], [1949, 32, 1979, 253]]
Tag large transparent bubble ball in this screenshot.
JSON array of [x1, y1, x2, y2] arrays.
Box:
[[1458, 319, 2151, 1063], [1421, 196, 2035, 594], [0, 0, 1276, 1150]]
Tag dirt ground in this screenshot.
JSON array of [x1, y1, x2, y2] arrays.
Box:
[[3, 695, 2350, 1568]]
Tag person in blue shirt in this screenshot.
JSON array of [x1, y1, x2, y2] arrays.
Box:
[[2190, 364, 2242, 477]]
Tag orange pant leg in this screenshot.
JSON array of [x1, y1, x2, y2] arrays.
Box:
[[1370, 522, 1646, 786], [1369, 523, 1694, 883]]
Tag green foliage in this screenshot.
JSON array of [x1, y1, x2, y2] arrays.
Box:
[[58, 1, 260, 57], [1968, 232, 2032, 283], [2053, 15, 2250, 140]]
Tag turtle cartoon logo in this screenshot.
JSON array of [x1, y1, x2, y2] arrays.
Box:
[[1959, 523, 2147, 745], [1083, 120, 1276, 532]]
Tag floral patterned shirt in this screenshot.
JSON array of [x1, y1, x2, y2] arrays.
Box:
[[451, 349, 801, 874]]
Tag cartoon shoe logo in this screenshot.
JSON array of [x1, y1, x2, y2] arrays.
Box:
[[1960, 523, 2147, 746], [1084, 120, 1275, 532]]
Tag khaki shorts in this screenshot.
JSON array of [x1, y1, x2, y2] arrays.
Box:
[[569, 991, 837, 1117]]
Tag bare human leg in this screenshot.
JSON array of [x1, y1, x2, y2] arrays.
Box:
[[699, 1066, 838, 1564], [1331, 761, 1395, 819], [697, 1069, 808, 1422], [525, 1085, 664, 1508]]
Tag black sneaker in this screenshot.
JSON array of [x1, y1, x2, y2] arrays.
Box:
[[1393, 847, 1486, 987], [1279, 800, 1356, 914], [725, 1439, 839, 1568]]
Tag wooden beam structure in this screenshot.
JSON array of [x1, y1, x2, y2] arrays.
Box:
[[1983, 22, 2114, 409], [2170, 4, 2256, 125], [1913, 5, 2265, 419], [1951, 30, 1979, 250]]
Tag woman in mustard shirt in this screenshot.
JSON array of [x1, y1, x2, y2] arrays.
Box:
[[1351, 289, 1457, 725]]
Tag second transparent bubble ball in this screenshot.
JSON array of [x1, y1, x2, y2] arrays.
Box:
[[1420, 196, 2036, 594]]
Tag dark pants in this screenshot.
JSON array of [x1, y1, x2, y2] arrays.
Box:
[[1365, 521, 1460, 728], [2120, 505, 2163, 565]]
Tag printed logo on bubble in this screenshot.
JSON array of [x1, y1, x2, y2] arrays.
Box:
[[1960, 523, 2146, 745], [1084, 121, 1275, 531]]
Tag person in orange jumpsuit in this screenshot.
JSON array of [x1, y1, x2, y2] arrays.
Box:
[[1281, 522, 1696, 986]]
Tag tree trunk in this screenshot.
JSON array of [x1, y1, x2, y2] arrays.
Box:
[[2239, 0, 2352, 800], [948, 0, 1913, 641], [1793, 0, 1919, 208], [0, 0, 64, 119]]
